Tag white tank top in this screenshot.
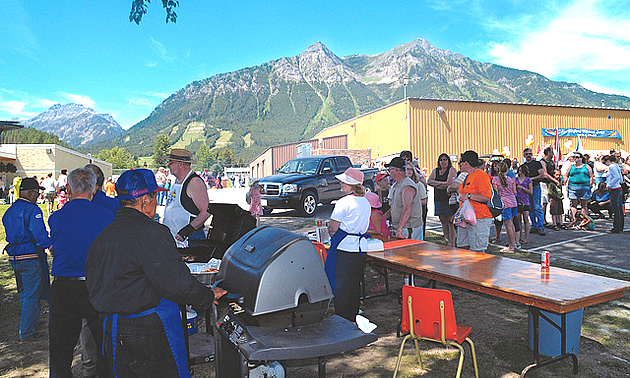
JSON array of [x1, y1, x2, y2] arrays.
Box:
[[163, 170, 196, 247]]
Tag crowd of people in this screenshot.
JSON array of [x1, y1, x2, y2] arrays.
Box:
[[327, 146, 628, 276], [2, 148, 227, 377], [2, 144, 628, 375]]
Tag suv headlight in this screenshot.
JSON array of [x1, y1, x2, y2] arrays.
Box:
[[282, 184, 298, 193]]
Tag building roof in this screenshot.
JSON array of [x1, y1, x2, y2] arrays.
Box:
[[0, 120, 23, 133]]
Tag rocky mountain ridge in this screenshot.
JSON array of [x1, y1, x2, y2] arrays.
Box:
[[23, 103, 123, 147], [87, 38, 630, 160]]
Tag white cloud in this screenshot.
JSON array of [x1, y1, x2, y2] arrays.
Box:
[[150, 36, 175, 63], [37, 99, 59, 108], [0, 100, 27, 115], [485, 0, 630, 96], [128, 98, 157, 108], [61, 93, 95, 109]]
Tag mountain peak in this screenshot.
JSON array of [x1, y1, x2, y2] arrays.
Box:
[[305, 41, 330, 53], [23, 103, 123, 147]]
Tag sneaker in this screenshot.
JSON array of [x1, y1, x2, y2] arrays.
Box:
[[538, 229, 546, 236], [515, 243, 522, 249]]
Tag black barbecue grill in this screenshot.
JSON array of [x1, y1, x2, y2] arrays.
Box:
[[213, 226, 378, 377], [180, 203, 257, 262]]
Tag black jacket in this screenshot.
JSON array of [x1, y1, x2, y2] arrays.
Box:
[[86, 207, 214, 315]]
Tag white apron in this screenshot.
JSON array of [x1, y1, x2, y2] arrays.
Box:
[[163, 170, 196, 248]]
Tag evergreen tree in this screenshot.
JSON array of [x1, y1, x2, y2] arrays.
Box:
[[195, 143, 213, 169], [153, 134, 170, 167]]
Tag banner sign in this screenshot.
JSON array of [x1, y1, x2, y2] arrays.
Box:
[[541, 127, 622, 139]]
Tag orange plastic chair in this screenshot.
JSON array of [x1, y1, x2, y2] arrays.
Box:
[[312, 242, 328, 266], [393, 286, 479, 378]]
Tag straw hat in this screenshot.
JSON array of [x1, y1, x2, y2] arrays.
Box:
[[168, 148, 196, 164]]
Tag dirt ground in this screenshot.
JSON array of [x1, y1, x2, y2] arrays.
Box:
[[2, 212, 630, 377]]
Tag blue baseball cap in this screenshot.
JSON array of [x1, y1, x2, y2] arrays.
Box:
[[116, 169, 168, 200]]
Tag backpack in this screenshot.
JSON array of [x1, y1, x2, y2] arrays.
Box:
[[487, 187, 504, 218]]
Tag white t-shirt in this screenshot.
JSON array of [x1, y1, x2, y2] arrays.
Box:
[[330, 195, 371, 252], [42, 177, 57, 193]]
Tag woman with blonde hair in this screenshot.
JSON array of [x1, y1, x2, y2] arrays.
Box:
[[326, 168, 371, 321]]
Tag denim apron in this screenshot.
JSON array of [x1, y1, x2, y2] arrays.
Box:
[[103, 298, 189, 378], [324, 228, 370, 293]]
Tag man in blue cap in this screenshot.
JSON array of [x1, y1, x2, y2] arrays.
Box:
[[2, 177, 52, 341], [85, 169, 226, 377], [48, 168, 113, 377]]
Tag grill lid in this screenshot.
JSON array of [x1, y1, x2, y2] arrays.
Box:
[[217, 226, 333, 317]]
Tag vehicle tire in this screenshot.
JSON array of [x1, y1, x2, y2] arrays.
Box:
[[262, 207, 273, 216], [297, 191, 318, 217], [363, 182, 374, 193]]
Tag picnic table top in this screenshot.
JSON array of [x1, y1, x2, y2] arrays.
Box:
[[367, 240, 630, 313]]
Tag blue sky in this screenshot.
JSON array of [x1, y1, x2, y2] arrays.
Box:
[[1, 0, 629, 129]]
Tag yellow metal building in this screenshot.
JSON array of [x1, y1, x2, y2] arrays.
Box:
[[314, 98, 630, 169]]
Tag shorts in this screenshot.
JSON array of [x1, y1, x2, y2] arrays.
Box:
[[434, 201, 456, 217], [549, 198, 564, 215], [456, 217, 493, 252], [502, 206, 518, 220], [45, 192, 56, 203], [518, 204, 530, 213], [541, 183, 548, 204], [567, 184, 591, 200]]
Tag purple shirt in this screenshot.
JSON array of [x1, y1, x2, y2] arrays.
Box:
[[515, 177, 532, 206]]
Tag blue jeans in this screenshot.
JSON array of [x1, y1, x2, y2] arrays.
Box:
[[529, 184, 544, 230], [610, 188, 625, 233], [10, 259, 43, 340]]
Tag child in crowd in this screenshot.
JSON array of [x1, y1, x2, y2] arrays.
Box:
[[248, 181, 263, 226], [547, 169, 565, 230], [366, 192, 390, 237], [568, 211, 595, 230], [492, 162, 518, 252], [515, 164, 533, 245], [56, 187, 68, 209]]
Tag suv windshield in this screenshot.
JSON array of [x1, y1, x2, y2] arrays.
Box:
[[278, 158, 322, 174]]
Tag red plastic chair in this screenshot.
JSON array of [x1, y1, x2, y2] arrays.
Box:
[[393, 286, 479, 378]]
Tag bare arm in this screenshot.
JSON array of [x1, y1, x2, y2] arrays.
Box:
[[369, 211, 382, 234], [328, 219, 340, 236], [176, 177, 210, 241]]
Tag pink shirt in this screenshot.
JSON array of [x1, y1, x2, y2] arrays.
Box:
[[492, 176, 517, 208]]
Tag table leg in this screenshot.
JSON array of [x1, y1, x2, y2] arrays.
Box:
[[318, 356, 326, 378], [520, 307, 579, 377]]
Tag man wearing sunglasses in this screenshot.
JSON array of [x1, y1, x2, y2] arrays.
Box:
[[522, 148, 546, 236]]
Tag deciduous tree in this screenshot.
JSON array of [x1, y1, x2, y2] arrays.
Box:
[[96, 147, 139, 170], [130, 0, 179, 24]]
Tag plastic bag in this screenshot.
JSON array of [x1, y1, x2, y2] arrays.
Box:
[[452, 199, 477, 228]]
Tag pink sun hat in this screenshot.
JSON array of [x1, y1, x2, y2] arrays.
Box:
[[335, 167, 364, 185], [365, 192, 382, 208]]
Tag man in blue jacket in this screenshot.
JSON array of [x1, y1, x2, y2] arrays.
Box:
[[2, 177, 52, 341], [48, 168, 114, 377]]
